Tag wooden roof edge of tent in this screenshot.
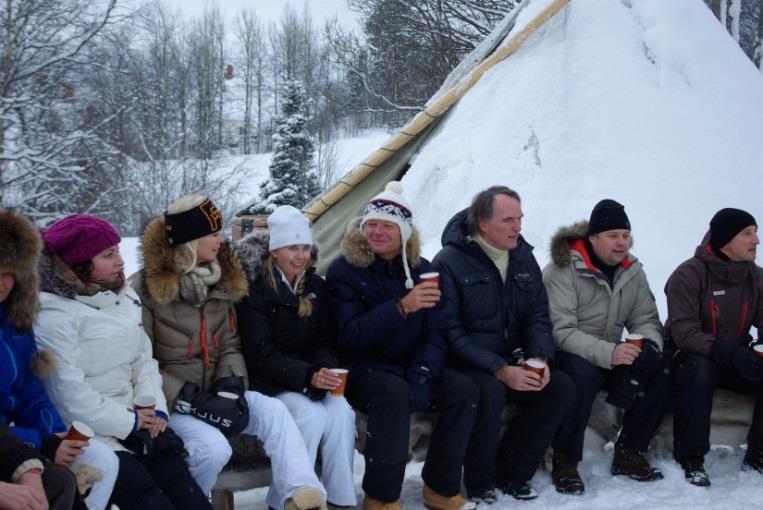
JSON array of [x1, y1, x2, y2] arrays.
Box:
[[302, 0, 571, 223]]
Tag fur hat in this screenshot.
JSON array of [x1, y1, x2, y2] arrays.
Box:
[[0, 209, 42, 331], [709, 208, 757, 253], [41, 214, 120, 265], [361, 181, 415, 289], [588, 199, 630, 235], [268, 205, 313, 251]]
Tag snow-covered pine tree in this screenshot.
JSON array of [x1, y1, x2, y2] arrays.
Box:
[[251, 79, 320, 214]]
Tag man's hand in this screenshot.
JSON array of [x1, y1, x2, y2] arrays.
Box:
[[311, 367, 343, 391], [495, 364, 548, 391], [54, 439, 87, 466], [612, 343, 641, 366], [3, 472, 49, 510], [399, 281, 440, 315]]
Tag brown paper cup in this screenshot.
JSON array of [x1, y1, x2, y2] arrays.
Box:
[[754, 345, 763, 359], [419, 272, 440, 289], [133, 395, 156, 410], [624, 334, 644, 349], [329, 368, 349, 396], [217, 391, 239, 402], [65, 421, 94, 442]]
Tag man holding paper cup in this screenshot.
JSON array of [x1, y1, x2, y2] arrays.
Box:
[[542, 199, 670, 491], [433, 186, 575, 503]]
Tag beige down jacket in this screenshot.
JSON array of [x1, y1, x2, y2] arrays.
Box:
[[542, 222, 663, 369], [131, 217, 249, 406]]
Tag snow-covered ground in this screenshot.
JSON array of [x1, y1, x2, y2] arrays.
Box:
[[119, 0, 763, 507]]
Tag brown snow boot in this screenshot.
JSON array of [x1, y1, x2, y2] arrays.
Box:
[[422, 484, 475, 510], [363, 496, 402, 510]]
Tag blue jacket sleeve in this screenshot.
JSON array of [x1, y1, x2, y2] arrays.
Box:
[[10, 335, 66, 448]]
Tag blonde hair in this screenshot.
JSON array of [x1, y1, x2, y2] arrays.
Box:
[[167, 194, 209, 274], [265, 254, 313, 318]]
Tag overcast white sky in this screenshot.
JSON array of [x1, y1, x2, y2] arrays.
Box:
[[158, 0, 359, 29]]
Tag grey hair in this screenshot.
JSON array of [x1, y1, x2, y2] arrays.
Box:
[[466, 186, 521, 236]]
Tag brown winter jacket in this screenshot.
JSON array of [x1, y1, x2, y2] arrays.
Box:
[[664, 231, 763, 356], [131, 217, 249, 406], [542, 221, 663, 369]]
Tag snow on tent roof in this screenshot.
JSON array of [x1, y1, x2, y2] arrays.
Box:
[[307, 0, 763, 320]]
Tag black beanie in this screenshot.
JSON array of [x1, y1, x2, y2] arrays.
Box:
[[709, 208, 757, 253], [588, 199, 631, 235]]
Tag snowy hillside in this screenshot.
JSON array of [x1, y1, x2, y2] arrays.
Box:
[[121, 130, 389, 275]]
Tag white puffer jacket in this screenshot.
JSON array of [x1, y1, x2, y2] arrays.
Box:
[[35, 251, 167, 451]]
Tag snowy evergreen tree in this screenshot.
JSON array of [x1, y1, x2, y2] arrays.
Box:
[[251, 79, 319, 213]]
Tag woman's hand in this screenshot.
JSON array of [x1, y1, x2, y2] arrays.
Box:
[[54, 439, 87, 466], [136, 408, 167, 438], [311, 368, 342, 391]]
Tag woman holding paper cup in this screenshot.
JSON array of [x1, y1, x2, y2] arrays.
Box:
[[34, 213, 211, 509], [235, 205, 357, 509], [133, 195, 326, 510]]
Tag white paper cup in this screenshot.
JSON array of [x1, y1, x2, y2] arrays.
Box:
[[624, 333, 644, 348], [65, 421, 94, 442], [522, 358, 547, 376], [217, 391, 239, 401], [329, 368, 349, 396]]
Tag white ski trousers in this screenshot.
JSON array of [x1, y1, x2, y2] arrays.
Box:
[[274, 391, 357, 507], [170, 390, 324, 508]]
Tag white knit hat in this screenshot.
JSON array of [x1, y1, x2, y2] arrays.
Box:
[[361, 181, 415, 289], [268, 205, 313, 251]]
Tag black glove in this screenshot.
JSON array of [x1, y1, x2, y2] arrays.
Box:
[[174, 379, 250, 437], [118, 427, 185, 458], [711, 340, 763, 384], [407, 365, 432, 413], [606, 340, 662, 410]]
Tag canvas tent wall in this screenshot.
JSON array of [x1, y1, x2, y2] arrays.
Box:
[[302, 0, 570, 273]]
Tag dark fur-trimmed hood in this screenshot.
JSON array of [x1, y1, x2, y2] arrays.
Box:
[[550, 220, 635, 268], [38, 249, 85, 299], [234, 229, 319, 282], [0, 209, 41, 331], [340, 217, 421, 268], [139, 216, 248, 305]]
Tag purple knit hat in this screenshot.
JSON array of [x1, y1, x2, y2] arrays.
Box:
[[42, 214, 121, 265]]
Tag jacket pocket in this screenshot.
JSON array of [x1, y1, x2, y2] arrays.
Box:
[[458, 272, 496, 320]]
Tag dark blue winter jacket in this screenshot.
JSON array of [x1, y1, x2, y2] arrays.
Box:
[[432, 209, 555, 375], [0, 303, 66, 448], [326, 219, 447, 381]]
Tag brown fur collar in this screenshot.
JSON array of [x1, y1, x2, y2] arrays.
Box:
[[140, 216, 248, 305], [341, 217, 422, 268], [549, 221, 589, 268], [0, 210, 41, 331], [38, 250, 86, 299], [234, 229, 319, 282]]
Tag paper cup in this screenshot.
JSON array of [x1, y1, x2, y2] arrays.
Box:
[[754, 345, 763, 359], [624, 333, 644, 348], [217, 391, 239, 402], [522, 358, 546, 377], [65, 421, 93, 442], [133, 395, 156, 410], [419, 272, 440, 289], [329, 368, 349, 396]]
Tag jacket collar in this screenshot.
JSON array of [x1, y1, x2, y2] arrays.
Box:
[[234, 228, 319, 283], [695, 230, 753, 285], [549, 220, 635, 270], [139, 216, 248, 306], [441, 208, 534, 263]]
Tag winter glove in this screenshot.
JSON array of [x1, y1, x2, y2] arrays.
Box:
[[711, 340, 763, 384], [118, 427, 186, 458], [407, 365, 432, 413], [174, 379, 250, 437], [606, 340, 662, 410]]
